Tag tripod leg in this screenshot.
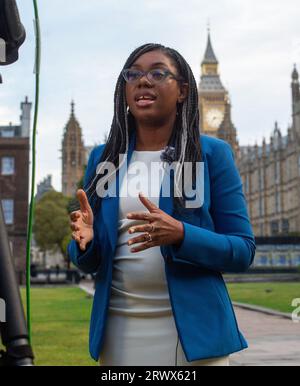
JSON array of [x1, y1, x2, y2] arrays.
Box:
[[0, 204, 34, 366]]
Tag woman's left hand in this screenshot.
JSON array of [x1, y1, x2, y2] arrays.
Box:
[[126, 192, 184, 253]]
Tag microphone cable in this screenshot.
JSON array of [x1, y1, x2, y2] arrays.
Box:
[[25, 0, 41, 344]]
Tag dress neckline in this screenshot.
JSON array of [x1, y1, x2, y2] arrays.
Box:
[[133, 149, 163, 153]]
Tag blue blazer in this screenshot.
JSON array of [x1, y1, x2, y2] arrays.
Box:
[[67, 130, 256, 362]]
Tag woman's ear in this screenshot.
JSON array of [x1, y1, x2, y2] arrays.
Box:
[[177, 83, 189, 104]]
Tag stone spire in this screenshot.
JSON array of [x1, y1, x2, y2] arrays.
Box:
[[199, 29, 224, 90], [292, 64, 299, 81], [201, 28, 218, 65], [71, 100, 75, 116], [61, 101, 86, 196], [292, 64, 300, 131], [218, 95, 239, 157]]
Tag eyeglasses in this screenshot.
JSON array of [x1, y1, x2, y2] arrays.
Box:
[[122, 68, 183, 84]]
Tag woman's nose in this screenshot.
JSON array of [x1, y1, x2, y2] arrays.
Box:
[[138, 74, 153, 87]]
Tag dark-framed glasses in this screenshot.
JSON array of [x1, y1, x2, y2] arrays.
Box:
[[122, 68, 183, 84]]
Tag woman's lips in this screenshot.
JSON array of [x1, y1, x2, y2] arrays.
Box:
[[135, 99, 156, 108]]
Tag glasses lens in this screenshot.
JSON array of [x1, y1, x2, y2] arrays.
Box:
[[123, 69, 141, 83], [149, 69, 166, 82]]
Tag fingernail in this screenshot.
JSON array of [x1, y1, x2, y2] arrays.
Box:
[[127, 213, 132, 218]]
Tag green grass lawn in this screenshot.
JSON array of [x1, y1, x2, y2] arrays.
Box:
[[1, 283, 299, 365], [227, 282, 300, 314], [0, 287, 97, 366]]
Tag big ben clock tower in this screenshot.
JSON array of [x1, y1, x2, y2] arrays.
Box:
[[198, 30, 239, 156]]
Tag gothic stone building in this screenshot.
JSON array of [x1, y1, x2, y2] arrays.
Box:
[[0, 97, 31, 282], [238, 67, 300, 237], [199, 32, 300, 237], [198, 31, 239, 157], [62, 34, 300, 239], [61, 101, 86, 197], [61, 101, 100, 198]]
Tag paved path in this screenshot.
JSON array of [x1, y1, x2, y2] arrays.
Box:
[[79, 281, 300, 366], [230, 307, 300, 366]]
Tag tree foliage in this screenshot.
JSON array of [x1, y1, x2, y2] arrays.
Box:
[[33, 191, 72, 265]]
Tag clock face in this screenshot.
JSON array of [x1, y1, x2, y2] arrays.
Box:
[[205, 108, 224, 129]]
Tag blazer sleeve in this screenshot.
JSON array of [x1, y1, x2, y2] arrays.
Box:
[[167, 140, 256, 273], [67, 147, 102, 274]]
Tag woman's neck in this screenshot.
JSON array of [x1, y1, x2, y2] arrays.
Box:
[[135, 117, 175, 151]]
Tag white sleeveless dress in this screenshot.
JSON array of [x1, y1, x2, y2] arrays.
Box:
[[99, 150, 230, 366]]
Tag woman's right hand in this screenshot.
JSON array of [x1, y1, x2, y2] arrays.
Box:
[[69, 189, 94, 251]]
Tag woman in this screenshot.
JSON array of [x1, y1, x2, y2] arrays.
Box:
[[68, 43, 256, 366]]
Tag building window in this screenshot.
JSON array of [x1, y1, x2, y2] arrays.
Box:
[[1, 157, 15, 175], [260, 255, 268, 266], [244, 174, 249, 194], [258, 169, 263, 191], [274, 160, 280, 184], [279, 255, 287, 266], [275, 191, 280, 213], [1, 129, 14, 137], [282, 219, 289, 234], [270, 221, 279, 235], [259, 223, 264, 236], [259, 196, 264, 216], [70, 151, 76, 166], [1, 199, 14, 225]]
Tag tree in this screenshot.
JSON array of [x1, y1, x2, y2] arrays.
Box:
[[33, 191, 72, 267]]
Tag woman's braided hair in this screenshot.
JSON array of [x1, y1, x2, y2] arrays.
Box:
[[84, 43, 202, 214]]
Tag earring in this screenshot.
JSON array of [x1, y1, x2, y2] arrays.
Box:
[[126, 106, 130, 114]]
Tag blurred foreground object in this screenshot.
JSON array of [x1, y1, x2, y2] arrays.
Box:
[[0, 0, 34, 365], [0, 0, 26, 65], [0, 0, 26, 83], [0, 204, 34, 365]]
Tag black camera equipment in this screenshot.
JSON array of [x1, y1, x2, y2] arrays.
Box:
[[0, 0, 34, 366], [0, 0, 26, 82]]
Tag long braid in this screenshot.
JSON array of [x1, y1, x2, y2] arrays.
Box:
[[82, 43, 202, 214]]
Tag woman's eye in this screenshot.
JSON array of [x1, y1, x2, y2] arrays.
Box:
[[151, 70, 165, 80], [128, 71, 139, 81]]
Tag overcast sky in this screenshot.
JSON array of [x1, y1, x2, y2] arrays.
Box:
[[0, 0, 299, 191]]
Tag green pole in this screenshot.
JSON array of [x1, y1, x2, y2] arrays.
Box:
[[25, 0, 41, 344]]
